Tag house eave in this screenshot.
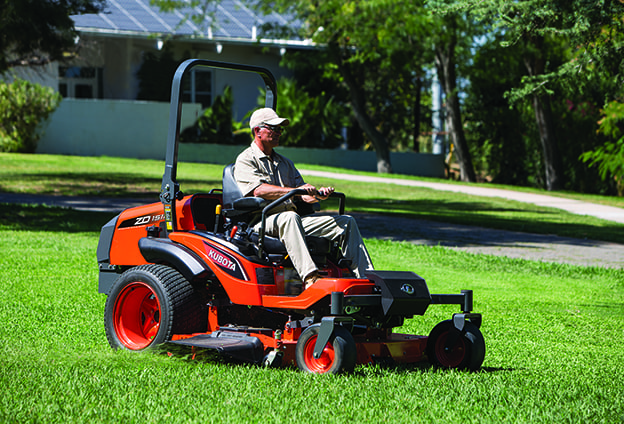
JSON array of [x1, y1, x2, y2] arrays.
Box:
[[75, 27, 317, 50]]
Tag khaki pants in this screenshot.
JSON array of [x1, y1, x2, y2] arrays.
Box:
[[257, 211, 374, 280]]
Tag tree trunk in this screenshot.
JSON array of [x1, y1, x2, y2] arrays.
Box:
[[333, 46, 392, 173], [524, 39, 563, 191], [434, 21, 476, 182], [532, 93, 563, 190]]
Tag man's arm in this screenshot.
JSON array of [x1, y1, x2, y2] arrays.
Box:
[[253, 183, 318, 200]]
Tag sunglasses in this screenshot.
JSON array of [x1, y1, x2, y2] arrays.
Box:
[[259, 124, 284, 135]]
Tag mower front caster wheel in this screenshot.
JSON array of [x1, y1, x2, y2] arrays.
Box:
[[426, 319, 485, 371], [296, 324, 356, 374]]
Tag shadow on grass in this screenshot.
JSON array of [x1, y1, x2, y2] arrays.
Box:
[[350, 361, 516, 376], [156, 344, 515, 375], [0, 203, 113, 233], [3, 193, 622, 245], [3, 172, 222, 197]]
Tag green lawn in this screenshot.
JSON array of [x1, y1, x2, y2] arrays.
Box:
[[1, 205, 623, 423], [1, 153, 623, 422]]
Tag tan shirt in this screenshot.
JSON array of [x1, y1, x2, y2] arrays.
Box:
[[234, 142, 305, 211]]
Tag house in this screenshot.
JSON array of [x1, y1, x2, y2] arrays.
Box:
[[30, 0, 312, 159], [63, 0, 310, 112]]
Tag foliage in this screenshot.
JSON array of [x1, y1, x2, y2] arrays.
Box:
[[136, 47, 182, 103], [257, 76, 349, 149], [446, 0, 624, 103], [180, 86, 249, 145], [581, 101, 624, 195], [260, 0, 437, 172], [0, 78, 61, 153], [463, 32, 610, 193], [436, 0, 624, 193], [148, 0, 456, 174], [0, 0, 105, 72], [427, 6, 481, 182], [463, 34, 535, 185], [292, 0, 435, 171], [278, 50, 359, 148]]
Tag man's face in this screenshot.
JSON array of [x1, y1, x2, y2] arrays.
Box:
[[257, 124, 284, 148]]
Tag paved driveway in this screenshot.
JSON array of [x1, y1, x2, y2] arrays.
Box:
[[352, 212, 623, 269]]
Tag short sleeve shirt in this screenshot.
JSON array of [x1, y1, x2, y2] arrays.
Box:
[[234, 142, 305, 210]]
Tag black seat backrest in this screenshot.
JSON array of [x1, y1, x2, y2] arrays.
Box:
[[222, 163, 267, 223], [222, 163, 242, 210]]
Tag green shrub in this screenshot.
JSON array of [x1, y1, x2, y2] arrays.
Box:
[[259, 77, 350, 149], [180, 85, 251, 145], [180, 76, 350, 149], [0, 78, 61, 153], [580, 100, 624, 195]]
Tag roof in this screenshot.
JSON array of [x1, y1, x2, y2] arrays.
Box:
[[72, 0, 307, 45]]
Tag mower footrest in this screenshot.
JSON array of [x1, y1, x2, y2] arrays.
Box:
[[170, 331, 264, 363]]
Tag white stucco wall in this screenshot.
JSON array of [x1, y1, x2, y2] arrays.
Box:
[[37, 98, 202, 159]]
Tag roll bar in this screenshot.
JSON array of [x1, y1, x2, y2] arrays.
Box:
[[160, 59, 278, 233]]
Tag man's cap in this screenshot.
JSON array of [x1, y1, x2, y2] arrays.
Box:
[[249, 108, 290, 130]]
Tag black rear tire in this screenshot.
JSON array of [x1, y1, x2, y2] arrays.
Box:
[[426, 319, 485, 371], [104, 264, 205, 350]]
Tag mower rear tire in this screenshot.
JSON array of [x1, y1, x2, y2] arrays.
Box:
[[104, 264, 205, 351], [295, 324, 356, 374], [426, 319, 485, 371]]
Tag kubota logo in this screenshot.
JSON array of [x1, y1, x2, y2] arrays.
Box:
[[207, 247, 236, 272], [202, 241, 247, 281]]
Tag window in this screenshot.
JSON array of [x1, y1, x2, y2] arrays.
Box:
[[182, 69, 212, 108], [59, 66, 102, 99]]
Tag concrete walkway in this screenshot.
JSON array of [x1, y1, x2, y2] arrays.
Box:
[[300, 170, 624, 224]]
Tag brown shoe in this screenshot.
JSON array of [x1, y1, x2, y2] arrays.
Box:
[[304, 271, 320, 290]]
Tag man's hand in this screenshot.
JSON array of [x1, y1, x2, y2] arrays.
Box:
[[316, 186, 335, 200], [298, 183, 318, 196], [298, 185, 334, 203]]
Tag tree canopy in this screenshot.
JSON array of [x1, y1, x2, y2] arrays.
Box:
[[456, 0, 624, 102], [431, 0, 624, 191], [0, 0, 106, 73]]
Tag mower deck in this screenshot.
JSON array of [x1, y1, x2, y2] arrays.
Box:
[[171, 325, 430, 368]]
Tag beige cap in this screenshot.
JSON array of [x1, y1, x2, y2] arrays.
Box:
[[249, 108, 290, 130]]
